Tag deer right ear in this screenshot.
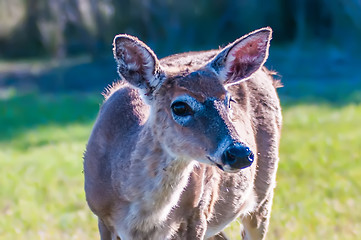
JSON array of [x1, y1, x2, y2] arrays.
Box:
[[113, 34, 164, 101]]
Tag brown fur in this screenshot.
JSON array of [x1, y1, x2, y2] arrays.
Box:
[[84, 28, 282, 240]]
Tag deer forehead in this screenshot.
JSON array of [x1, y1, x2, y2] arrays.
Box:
[[162, 70, 227, 103]]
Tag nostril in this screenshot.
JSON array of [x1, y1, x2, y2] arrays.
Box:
[[222, 144, 254, 170], [226, 151, 237, 164]]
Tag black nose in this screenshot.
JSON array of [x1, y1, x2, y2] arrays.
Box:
[[222, 143, 254, 170]]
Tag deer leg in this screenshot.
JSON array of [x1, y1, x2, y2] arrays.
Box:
[[241, 192, 274, 240], [207, 231, 229, 240], [98, 218, 113, 240], [186, 215, 207, 239], [173, 207, 208, 240]]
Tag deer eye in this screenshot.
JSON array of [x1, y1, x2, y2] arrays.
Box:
[[171, 102, 194, 117]]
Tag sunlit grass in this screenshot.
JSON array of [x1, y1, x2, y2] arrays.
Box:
[[226, 103, 361, 239], [0, 93, 101, 239], [1, 93, 360, 239], [267, 104, 361, 240], [0, 133, 99, 239]]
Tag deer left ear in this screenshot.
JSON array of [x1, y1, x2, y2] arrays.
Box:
[[113, 34, 164, 103], [209, 27, 272, 85]]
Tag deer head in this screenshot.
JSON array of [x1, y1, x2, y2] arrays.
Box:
[[113, 28, 272, 173]]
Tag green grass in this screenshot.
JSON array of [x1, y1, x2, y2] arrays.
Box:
[[1, 92, 360, 239], [0, 93, 101, 239], [270, 104, 361, 239], [226, 103, 361, 239]]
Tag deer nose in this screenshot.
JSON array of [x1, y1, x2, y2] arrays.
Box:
[[222, 143, 254, 170]]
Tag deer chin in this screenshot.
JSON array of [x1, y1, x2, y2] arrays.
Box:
[[206, 156, 241, 173], [221, 165, 243, 173]]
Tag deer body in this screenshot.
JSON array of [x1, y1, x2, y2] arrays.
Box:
[[84, 28, 282, 240]]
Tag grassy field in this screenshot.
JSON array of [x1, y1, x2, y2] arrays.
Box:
[[1, 90, 360, 239]]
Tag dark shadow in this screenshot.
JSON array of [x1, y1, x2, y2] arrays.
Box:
[[266, 45, 361, 107], [1, 49, 361, 108], [0, 92, 102, 143], [0, 54, 117, 94], [1, 45, 360, 144]]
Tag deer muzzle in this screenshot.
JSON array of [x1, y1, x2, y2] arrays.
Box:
[[221, 143, 254, 171]]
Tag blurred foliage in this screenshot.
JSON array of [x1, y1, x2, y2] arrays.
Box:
[[0, 0, 361, 59]]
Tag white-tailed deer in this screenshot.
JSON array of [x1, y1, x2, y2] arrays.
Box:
[[84, 27, 282, 240]]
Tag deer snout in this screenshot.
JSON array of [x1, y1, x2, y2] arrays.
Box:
[[222, 143, 254, 170]]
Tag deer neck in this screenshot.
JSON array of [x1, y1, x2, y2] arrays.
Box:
[[126, 122, 195, 225]]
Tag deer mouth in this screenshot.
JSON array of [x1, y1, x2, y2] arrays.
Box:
[[207, 145, 254, 173], [207, 156, 225, 171]]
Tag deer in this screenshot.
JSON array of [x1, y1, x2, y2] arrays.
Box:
[[83, 27, 282, 240]]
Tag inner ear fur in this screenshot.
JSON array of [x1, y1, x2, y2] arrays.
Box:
[[113, 34, 163, 98], [210, 27, 272, 85]]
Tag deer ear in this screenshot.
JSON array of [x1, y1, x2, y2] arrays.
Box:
[[113, 34, 164, 101], [210, 27, 272, 85]]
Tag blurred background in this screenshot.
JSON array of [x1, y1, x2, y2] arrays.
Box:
[[0, 0, 360, 239], [1, 0, 361, 96]]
